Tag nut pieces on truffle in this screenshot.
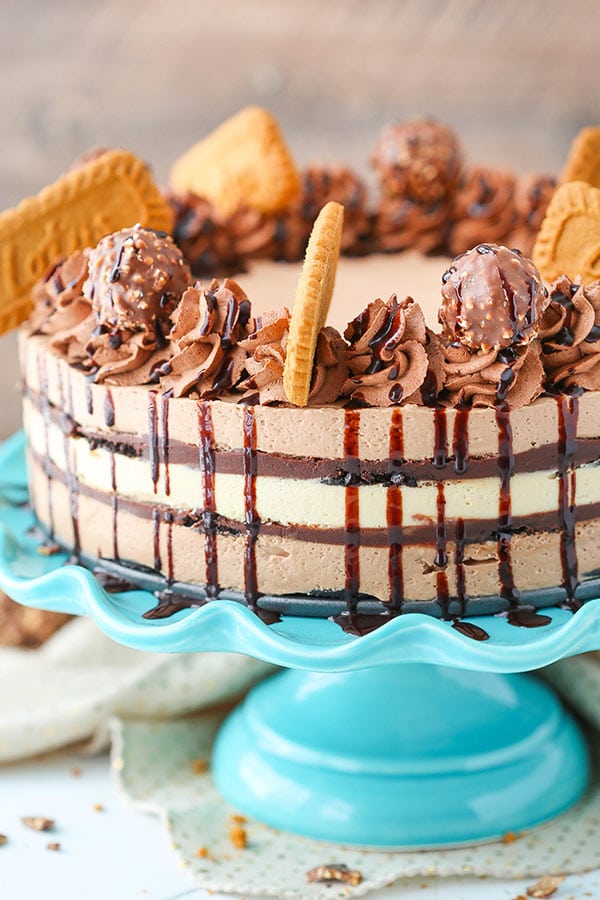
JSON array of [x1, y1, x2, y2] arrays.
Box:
[[439, 243, 549, 352], [84, 224, 191, 334]]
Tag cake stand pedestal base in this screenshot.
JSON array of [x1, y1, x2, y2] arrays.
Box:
[[212, 663, 590, 848]]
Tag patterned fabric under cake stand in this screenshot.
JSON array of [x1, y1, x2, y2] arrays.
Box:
[[0, 616, 272, 762], [109, 653, 600, 900]]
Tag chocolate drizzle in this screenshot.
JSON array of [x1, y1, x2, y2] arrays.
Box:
[[451, 619, 489, 641], [85, 383, 94, 416], [242, 406, 260, 607], [343, 408, 361, 608], [454, 517, 467, 616], [103, 389, 115, 428], [452, 407, 469, 474], [161, 391, 172, 497], [433, 407, 448, 468], [495, 405, 519, 610], [386, 408, 404, 610], [557, 393, 580, 609], [435, 481, 449, 616], [57, 365, 80, 558], [506, 607, 552, 628], [198, 402, 219, 599], [166, 510, 174, 581], [110, 452, 119, 560], [148, 391, 159, 493], [152, 507, 161, 572], [36, 353, 55, 537]]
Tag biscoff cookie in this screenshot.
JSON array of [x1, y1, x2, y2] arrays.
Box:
[[169, 107, 300, 216], [533, 180, 600, 284], [561, 125, 600, 188], [283, 201, 344, 406], [0, 150, 173, 336]]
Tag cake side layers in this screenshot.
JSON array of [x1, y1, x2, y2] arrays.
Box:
[[26, 455, 600, 613], [21, 332, 600, 461], [20, 332, 600, 614]]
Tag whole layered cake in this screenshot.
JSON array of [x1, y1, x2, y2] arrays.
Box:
[[19, 220, 600, 631], [11, 110, 600, 635]]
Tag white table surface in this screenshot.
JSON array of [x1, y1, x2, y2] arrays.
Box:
[[0, 749, 598, 900]]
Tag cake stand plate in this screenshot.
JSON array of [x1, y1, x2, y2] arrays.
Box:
[[0, 431, 595, 847]]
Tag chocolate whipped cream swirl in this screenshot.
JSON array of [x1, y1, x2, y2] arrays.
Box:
[[539, 276, 600, 390], [441, 342, 545, 409], [373, 196, 449, 254], [32, 250, 164, 382], [448, 167, 516, 256], [31, 251, 90, 337], [35, 227, 194, 385], [84, 224, 192, 384], [170, 193, 237, 276], [343, 296, 432, 406], [277, 165, 371, 260], [162, 278, 251, 398], [238, 309, 348, 406], [508, 174, 557, 257]]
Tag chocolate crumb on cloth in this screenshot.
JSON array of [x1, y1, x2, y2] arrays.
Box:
[[524, 873, 566, 898], [21, 816, 55, 832], [306, 863, 363, 886]]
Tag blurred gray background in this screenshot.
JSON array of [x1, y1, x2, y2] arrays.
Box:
[[2, 0, 600, 435]]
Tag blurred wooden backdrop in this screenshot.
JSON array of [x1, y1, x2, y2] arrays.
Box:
[[1, 0, 600, 434]]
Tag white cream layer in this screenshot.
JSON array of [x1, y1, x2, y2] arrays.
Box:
[[24, 400, 598, 531]]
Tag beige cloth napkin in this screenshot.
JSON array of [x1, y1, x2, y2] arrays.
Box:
[[0, 616, 272, 762]]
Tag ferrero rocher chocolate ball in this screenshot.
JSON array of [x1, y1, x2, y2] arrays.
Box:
[[439, 243, 549, 352], [84, 224, 191, 332], [371, 118, 463, 203]]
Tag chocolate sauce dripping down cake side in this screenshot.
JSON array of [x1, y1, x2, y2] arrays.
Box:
[[85, 383, 94, 416], [152, 508, 162, 573], [109, 452, 119, 560], [103, 388, 115, 428], [496, 404, 550, 628], [333, 408, 388, 636], [56, 365, 81, 559], [557, 393, 580, 610], [165, 510, 174, 582], [386, 407, 404, 611], [242, 405, 260, 608], [36, 353, 55, 537], [343, 408, 361, 610], [148, 390, 160, 494], [452, 407, 470, 617], [198, 401, 219, 599], [161, 391, 173, 497], [432, 408, 450, 616], [495, 405, 518, 610]]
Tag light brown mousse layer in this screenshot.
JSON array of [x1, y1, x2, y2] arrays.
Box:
[[19, 329, 600, 614], [20, 332, 600, 462]]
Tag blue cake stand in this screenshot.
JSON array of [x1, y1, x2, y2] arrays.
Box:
[[0, 431, 597, 848]]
